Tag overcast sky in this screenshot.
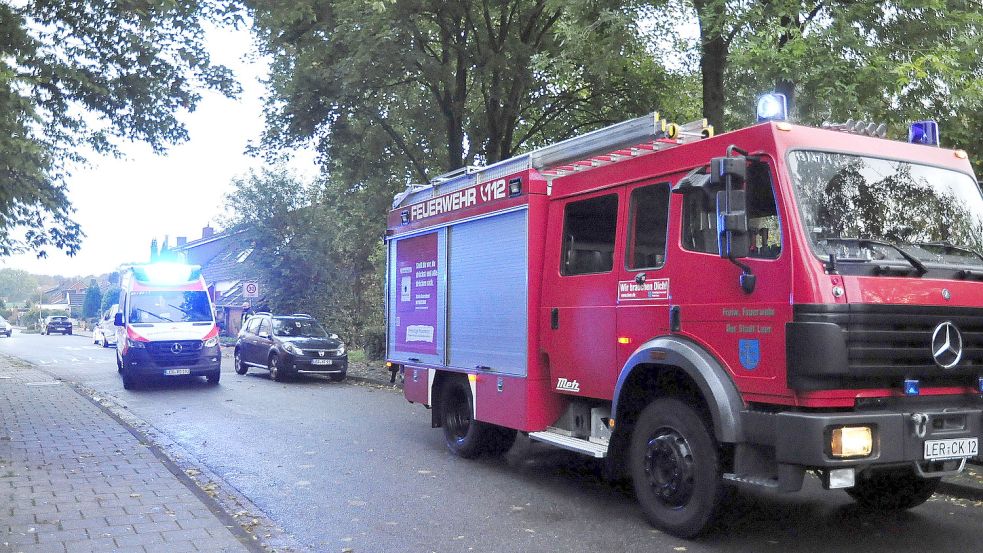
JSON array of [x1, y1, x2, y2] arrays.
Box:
[[0, 24, 317, 278]]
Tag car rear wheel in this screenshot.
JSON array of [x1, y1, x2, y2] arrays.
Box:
[[269, 354, 285, 382]]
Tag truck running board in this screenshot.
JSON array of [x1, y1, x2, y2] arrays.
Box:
[[722, 473, 780, 489], [528, 431, 608, 458]]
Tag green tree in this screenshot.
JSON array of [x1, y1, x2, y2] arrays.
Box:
[[248, 0, 687, 179], [0, 0, 242, 258], [101, 286, 121, 312], [82, 281, 102, 318], [0, 268, 39, 303]]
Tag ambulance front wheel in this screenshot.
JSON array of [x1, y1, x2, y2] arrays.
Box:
[[629, 397, 724, 538]]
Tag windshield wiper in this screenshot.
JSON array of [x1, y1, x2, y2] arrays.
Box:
[[912, 241, 983, 263], [822, 237, 928, 276], [132, 308, 173, 323]]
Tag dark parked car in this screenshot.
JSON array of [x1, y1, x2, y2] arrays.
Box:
[[42, 315, 72, 335], [234, 313, 348, 382]]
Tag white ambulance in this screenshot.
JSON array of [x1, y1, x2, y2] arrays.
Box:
[[113, 263, 222, 389]]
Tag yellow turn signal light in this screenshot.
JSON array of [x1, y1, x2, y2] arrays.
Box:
[[831, 426, 873, 458], [617, 337, 632, 345]]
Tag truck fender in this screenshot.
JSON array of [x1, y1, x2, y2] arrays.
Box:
[[612, 336, 744, 443]]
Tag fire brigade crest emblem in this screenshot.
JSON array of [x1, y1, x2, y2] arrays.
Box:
[[739, 339, 760, 370]]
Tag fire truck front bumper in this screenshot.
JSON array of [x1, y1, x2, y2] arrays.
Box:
[[748, 407, 982, 489]]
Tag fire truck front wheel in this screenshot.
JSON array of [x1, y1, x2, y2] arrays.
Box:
[[845, 468, 940, 510], [629, 397, 723, 538], [440, 379, 494, 459]]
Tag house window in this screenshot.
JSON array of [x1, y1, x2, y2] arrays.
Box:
[[236, 248, 254, 263]]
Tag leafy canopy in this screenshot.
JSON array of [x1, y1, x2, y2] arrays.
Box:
[[0, 0, 243, 258]]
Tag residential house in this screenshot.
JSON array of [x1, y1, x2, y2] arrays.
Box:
[[169, 225, 266, 336]]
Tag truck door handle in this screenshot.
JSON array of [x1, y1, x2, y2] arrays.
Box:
[[550, 308, 559, 330], [635, 272, 646, 284]]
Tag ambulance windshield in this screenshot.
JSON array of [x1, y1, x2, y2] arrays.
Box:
[[128, 291, 212, 324], [788, 151, 983, 268]]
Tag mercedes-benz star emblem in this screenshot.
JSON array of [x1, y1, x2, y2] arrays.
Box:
[[931, 322, 963, 369], [171, 343, 183, 354]]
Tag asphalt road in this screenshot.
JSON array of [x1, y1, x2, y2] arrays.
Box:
[[2, 330, 982, 553]]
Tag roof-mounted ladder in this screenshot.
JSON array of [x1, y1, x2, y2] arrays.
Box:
[[532, 113, 713, 179], [392, 112, 713, 208]]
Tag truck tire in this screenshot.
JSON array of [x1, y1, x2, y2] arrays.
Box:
[[846, 468, 939, 510], [629, 397, 723, 538], [484, 425, 518, 456], [440, 378, 491, 459]]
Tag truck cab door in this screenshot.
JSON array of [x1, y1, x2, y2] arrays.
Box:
[[541, 189, 624, 399], [616, 181, 673, 368]]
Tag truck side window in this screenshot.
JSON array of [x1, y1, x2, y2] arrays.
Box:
[[561, 194, 618, 275], [627, 183, 671, 269], [682, 161, 782, 258]]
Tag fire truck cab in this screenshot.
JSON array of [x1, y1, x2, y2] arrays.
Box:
[[385, 107, 983, 537]]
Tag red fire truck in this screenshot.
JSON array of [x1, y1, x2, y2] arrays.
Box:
[[385, 98, 983, 537]]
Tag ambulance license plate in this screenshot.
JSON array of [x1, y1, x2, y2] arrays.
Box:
[[924, 437, 978, 461], [311, 359, 332, 366], [164, 368, 191, 376]]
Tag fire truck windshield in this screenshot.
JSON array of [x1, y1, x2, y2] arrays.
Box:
[[788, 151, 983, 268]]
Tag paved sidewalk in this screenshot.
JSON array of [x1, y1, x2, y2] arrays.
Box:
[[0, 361, 254, 553]]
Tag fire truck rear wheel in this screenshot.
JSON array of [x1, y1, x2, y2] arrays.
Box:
[[845, 468, 940, 510], [440, 379, 489, 459], [629, 397, 723, 538], [484, 425, 518, 456]]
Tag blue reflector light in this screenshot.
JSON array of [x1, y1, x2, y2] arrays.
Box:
[[904, 379, 921, 396], [908, 121, 939, 146], [757, 93, 788, 122]]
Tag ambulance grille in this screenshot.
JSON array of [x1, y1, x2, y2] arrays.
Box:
[[146, 340, 204, 367]]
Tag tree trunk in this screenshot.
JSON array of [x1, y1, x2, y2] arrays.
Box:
[[694, 0, 728, 132]]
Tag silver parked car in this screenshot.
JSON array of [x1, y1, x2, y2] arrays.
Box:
[[93, 304, 119, 348], [0, 315, 11, 337]]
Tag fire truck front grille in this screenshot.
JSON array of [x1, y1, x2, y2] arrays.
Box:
[[791, 304, 983, 389], [146, 340, 204, 367]]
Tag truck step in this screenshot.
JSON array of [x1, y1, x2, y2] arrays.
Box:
[[528, 431, 608, 458], [723, 473, 780, 488]]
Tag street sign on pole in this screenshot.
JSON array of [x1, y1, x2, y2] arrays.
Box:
[[243, 282, 259, 298]]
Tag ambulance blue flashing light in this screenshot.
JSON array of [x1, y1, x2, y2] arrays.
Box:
[[908, 121, 939, 146], [756, 93, 788, 122], [134, 263, 201, 284], [903, 378, 920, 396]]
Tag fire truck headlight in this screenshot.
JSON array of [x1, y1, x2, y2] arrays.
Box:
[[756, 93, 788, 122], [830, 426, 873, 458]]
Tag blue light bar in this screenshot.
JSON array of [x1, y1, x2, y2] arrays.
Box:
[[756, 93, 788, 122], [908, 121, 939, 146], [978, 377, 983, 393], [904, 378, 920, 396], [134, 263, 200, 284]]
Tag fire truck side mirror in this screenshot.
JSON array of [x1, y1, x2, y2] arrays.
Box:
[[716, 189, 750, 259], [710, 156, 746, 187]]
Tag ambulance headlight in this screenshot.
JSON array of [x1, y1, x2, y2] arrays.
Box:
[[830, 426, 873, 458], [204, 336, 219, 348], [126, 338, 146, 349], [757, 93, 788, 122]]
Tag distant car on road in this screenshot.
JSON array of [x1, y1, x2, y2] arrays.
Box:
[[93, 304, 119, 348], [42, 315, 72, 335], [0, 315, 11, 337], [234, 313, 348, 382]]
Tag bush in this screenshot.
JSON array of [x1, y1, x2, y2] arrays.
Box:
[[362, 325, 386, 360]]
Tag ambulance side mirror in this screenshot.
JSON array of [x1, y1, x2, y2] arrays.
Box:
[[716, 189, 750, 259], [114, 313, 124, 327]]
